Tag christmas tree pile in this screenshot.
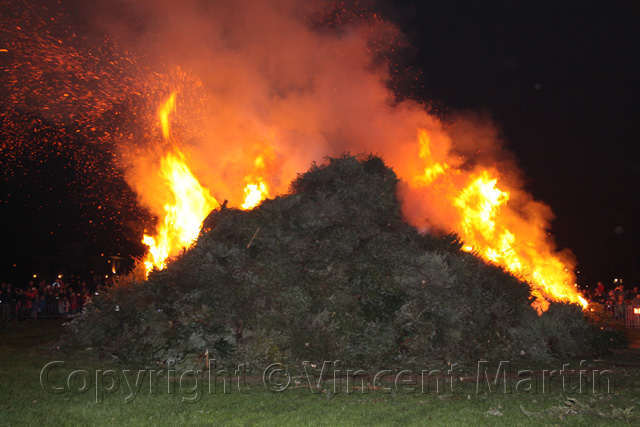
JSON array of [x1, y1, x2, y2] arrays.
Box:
[[67, 155, 615, 369]]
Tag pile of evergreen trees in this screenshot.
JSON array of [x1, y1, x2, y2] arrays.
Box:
[[67, 155, 618, 369]]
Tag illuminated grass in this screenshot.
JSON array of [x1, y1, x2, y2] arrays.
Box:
[[1, 321, 639, 426]]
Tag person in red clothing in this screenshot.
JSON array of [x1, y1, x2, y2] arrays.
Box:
[[24, 286, 38, 318], [594, 281, 606, 303], [24, 286, 37, 308]]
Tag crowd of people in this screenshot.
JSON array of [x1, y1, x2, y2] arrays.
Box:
[[0, 278, 107, 321], [582, 282, 640, 325], [586, 282, 640, 306], [1, 276, 639, 324]]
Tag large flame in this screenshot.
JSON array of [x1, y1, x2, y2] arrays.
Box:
[[142, 149, 269, 273], [141, 94, 219, 273], [139, 94, 586, 309], [142, 149, 219, 273], [142, 94, 271, 274], [5, 1, 588, 309], [405, 130, 586, 310]]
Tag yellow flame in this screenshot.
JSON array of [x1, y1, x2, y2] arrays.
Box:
[[141, 110, 586, 311], [142, 93, 219, 274], [142, 149, 219, 273], [142, 95, 275, 274], [240, 154, 270, 209], [413, 130, 450, 186], [578, 295, 588, 307], [241, 181, 268, 209], [454, 171, 509, 241], [410, 128, 587, 310], [159, 92, 177, 140], [453, 171, 585, 310]]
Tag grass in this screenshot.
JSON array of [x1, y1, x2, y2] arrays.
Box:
[[1, 320, 639, 426]]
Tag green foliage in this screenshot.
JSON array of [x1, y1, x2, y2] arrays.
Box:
[[66, 154, 613, 369], [529, 302, 627, 359]]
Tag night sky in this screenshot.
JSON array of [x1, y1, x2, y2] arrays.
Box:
[[390, 0, 640, 287], [1, 0, 638, 288]]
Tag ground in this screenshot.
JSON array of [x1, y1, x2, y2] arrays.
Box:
[[1, 320, 639, 426]]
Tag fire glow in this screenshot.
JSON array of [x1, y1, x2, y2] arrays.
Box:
[[1, 0, 587, 310], [141, 94, 270, 273], [140, 91, 585, 309], [141, 149, 219, 273]]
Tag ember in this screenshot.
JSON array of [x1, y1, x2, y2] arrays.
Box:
[[0, 0, 587, 309]]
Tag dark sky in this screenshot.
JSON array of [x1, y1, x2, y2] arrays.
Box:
[[1, 0, 638, 288], [387, 0, 640, 286]]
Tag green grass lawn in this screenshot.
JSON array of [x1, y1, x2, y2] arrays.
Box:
[[1, 320, 639, 426]]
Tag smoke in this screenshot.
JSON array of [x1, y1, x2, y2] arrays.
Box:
[[83, 0, 435, 201], [1, 0, 580, 305]]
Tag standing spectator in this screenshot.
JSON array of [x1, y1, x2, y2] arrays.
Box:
[[24, 286, 37, 318], [614, 294, 627, 322], [614, 285, 629, 300], [604, 290, 616, 311], [69, 293, 78, 315], [594, 281, 605, 302]]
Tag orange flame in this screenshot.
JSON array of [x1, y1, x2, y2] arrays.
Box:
[[142, 149, 219, 273], [407, 128, 587, 310], [241, 155, 270, 209], [142, 93, 219, 274], [453, 171, 510, 244], [413, 131, 451, 186], [140, 117, 587, 309], [241, 181, 268, 209], [158, 92, 177, 141], [4, 2, 590, 311], [142, 94, 274, 274], [140, 104, 587, 310]]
